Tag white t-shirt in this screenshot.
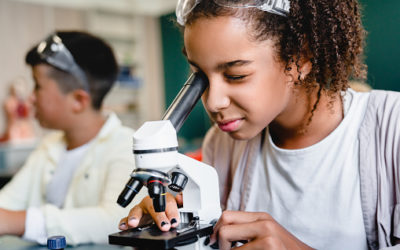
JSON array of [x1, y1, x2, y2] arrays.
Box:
[[232, 89, 370, 249], [23, 142, 90, 244], [46, 143, 91, 207]]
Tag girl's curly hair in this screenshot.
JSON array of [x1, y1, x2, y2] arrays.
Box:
[[185, 0, 367, 109]]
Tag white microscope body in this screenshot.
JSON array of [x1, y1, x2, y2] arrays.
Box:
[[110, 72, 221, 249], [133, 120, 221, 225], [131, 120, 221, 249]]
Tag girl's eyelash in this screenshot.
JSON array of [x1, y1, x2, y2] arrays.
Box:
[[225, 74, 246, 80]]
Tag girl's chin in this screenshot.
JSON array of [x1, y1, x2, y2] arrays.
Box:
[[224, 125, 264, 141], [226, 130, 254, 141]]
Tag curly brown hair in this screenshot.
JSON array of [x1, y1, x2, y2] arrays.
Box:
[[184, 0, 367, 114]]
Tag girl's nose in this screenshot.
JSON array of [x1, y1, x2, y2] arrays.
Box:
[[203, 79, 230, 113]]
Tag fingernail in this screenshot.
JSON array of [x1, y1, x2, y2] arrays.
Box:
[[129, 217, 137, 222], [210, 241, 219, 249], [208, 237, 216, 246], [161, 221, 169, 227], [119, 222, 127, 229], [204, 236, 210, 246], [128, 217, 138, 227], [170, 218, 177, 225]]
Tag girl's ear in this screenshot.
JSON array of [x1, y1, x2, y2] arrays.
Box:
[[70, 89, 91, 113], [299, 60, 312, 81], [286, 57, 312, 84]]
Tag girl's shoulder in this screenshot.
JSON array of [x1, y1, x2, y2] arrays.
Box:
[[360, 90, 400, 146], [365, 90, 400, 124], [369, 89, 400, 105]]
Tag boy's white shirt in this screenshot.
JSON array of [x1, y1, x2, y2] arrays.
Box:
[[0, 113, 147, 245]]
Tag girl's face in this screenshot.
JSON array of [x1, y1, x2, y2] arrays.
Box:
[[184, 16, 295, 140]]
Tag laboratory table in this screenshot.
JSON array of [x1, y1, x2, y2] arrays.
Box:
[[0, 236, 131, 250]]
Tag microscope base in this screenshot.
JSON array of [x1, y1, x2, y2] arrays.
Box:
[[109, 223, 213, 250]]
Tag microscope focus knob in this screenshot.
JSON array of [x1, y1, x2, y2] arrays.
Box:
[[168, 172, 188, 192]]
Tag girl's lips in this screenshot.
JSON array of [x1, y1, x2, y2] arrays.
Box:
[[218, 119, 243, 132]]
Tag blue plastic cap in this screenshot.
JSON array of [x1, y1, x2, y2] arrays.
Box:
[[47, 235, 66, 249]]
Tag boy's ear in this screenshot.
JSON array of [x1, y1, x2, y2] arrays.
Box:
[[71, 89, 91, 112]]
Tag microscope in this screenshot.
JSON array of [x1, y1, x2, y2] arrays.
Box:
[[109, 72, 222, 249]]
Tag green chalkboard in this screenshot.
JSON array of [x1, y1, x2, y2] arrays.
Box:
[[360, 0, 400, 91]]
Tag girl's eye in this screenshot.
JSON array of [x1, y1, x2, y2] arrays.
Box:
[[224, 74, 247, 81]]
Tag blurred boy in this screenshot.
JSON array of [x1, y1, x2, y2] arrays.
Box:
[[0, 31, 134, 245]]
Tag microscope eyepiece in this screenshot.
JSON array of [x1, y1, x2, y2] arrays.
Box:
[[117, 177, 143, 208], [147, 177, 167, 212]]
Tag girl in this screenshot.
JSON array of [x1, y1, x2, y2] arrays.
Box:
[[119, 0, 400, 249]]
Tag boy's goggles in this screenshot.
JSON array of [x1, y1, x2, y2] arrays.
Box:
[[176, 0, 290, 25], [36, 34, 89, 92]]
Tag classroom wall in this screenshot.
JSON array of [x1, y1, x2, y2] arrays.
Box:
[[0, 0, 86, 134], [0, 0, 165, 137]]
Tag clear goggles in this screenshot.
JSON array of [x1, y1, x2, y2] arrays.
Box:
[[37, 34, 89, 92], [176, 0, 290, 25]]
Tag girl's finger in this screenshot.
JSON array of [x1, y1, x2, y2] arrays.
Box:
[[141, 195, 172, 231], [165, 193, 180, 228], [127, 205, 144, 228], [118, 217, 129, 230], [175, 193, 183, 207], [217, 221, 270, 250], [210, 211, 272, 245]]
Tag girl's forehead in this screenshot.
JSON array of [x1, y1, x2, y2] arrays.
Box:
[[184, 17, 249, 55], [184, 14, 273, 46], [184, 16, 250, 43], [184, 16, 274, 53], [184, 19, 279, 71]]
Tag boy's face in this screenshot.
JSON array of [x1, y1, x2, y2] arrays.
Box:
[[31, 64, 74, 129], [184, 16, 295, 140]]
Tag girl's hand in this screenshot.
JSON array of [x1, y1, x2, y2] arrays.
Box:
[[210, 211, 314, 250], [118, 193, 183, 232]]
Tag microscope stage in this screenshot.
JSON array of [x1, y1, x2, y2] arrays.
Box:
[[109, 223, 213, 249]]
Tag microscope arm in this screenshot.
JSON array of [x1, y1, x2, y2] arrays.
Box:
[[169, 153, 221, 224]]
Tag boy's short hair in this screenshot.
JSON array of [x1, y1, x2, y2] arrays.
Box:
[[25, 31, 119, 110]]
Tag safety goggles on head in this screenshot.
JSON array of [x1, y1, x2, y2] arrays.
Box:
[[176, 0, 290, 25], [36, 34, 89, 92]]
